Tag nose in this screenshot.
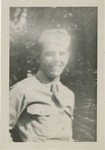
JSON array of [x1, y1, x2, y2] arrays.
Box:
[[54, 53, 60, 62]]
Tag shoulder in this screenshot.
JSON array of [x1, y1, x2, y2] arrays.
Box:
[[59, 82, 74, 97], [19, 76, 36, 85], [10, 76, 36, 92], [13, 76, 36, 87], [59, 82, 75, 107]]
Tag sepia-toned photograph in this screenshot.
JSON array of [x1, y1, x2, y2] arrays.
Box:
[[0, 0, 105, 149], [9, 7, 97, 142]]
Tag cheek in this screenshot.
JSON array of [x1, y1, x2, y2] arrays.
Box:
[[40, 56, 52, 68], [62, 55, 69, 64], [41, 55, 53, 63]]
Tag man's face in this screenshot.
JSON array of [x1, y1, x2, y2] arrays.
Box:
[[39, 43, 70, 80]]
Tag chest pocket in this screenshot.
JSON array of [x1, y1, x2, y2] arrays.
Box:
[[27, 104, 55, 116]]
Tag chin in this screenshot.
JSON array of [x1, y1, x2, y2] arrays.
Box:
[[48, 72, 61, 80]]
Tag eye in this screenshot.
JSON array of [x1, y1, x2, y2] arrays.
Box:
[[44, 51, 55, 56], [59, 52, 66, 56]]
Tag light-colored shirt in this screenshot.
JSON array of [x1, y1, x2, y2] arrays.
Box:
[[9, 74, 75, 142]]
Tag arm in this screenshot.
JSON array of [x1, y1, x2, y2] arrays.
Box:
[[9, 83, 26, 141], [70, 92, 75, 120], [63, 88, 75, 120]]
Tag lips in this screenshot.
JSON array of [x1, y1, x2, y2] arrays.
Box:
[[53, 65, 61, 68], [51, 65, 62, 68], [49, 65, 64, 72], [50, 63, 62, 67]]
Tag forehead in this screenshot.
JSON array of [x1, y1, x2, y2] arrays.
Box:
[[40, 43, 68, 52]]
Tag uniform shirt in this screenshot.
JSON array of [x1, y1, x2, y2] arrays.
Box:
[[9, 74, 75, 142]]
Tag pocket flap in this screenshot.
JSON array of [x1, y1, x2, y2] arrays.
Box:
[[27, 104, 53, 115]]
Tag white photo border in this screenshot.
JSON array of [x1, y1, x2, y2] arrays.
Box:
[[1, 0, 105, 149]]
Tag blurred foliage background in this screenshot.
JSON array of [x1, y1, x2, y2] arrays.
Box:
[[10, 7, 97, 141]]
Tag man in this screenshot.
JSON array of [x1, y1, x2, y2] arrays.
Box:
[[9, 29, 75, 142]]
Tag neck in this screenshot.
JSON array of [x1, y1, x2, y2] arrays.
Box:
[[35, 70, 60, 84]]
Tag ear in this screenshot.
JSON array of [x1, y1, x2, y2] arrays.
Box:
[[36, 58, 40, 63], [35, 51, 41, 64]]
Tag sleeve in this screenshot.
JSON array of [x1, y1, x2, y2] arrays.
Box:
[[65, 86, 75, 120], [69, 91, 75, 120], [9, 83, 26, 141]]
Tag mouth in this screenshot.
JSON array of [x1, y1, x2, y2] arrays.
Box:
[[50, 65, 64, 71], [51, 63, 62, 67], [51, 65, 62, 68]]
